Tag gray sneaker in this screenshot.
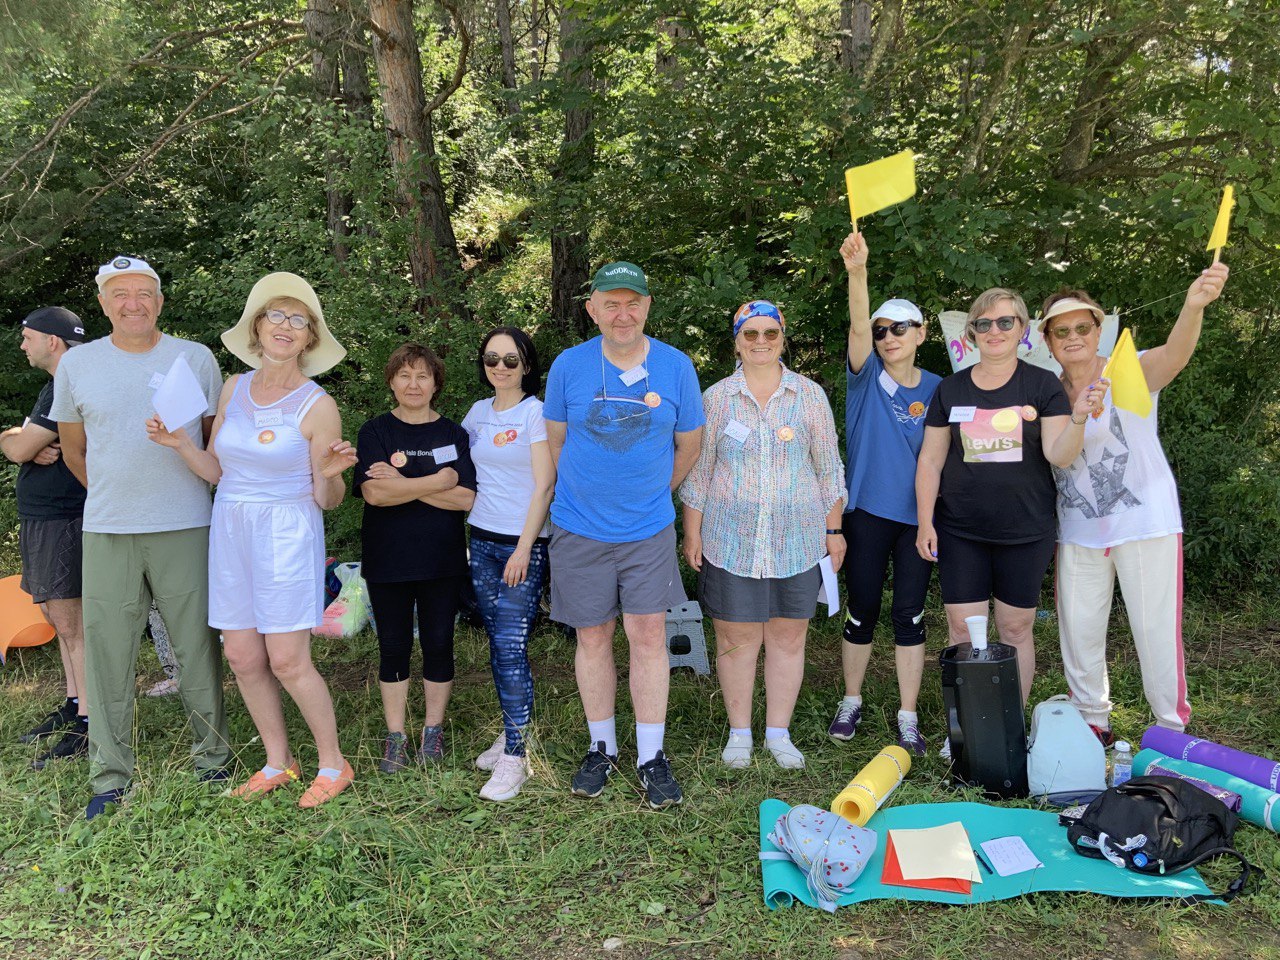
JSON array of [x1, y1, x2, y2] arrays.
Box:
[[381, 731, 410, 773], [418, 725, 445, 764], [828, 700, 862, 741]]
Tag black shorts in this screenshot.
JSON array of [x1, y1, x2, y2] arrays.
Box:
[[19, 516, 83, 603], [935, 527, 1054, 609]]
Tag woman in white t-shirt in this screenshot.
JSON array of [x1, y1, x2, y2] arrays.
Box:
[[461, 327, 554, 802], [1043, 262, 1229, 738]]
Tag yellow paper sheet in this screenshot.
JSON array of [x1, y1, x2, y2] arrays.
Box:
[[844, 150, 916, 222], [889, 821, 983, 883], [1206, 185, 1234, 252], [831, 745, 911, 826], [1101, 327, 1152, 417]]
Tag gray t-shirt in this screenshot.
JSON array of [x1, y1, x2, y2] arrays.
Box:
[[52, 332, 222, 534]]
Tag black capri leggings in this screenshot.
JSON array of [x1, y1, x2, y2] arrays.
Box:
[[367, 576, 466, 683], [935, 528, 1056, 609], [842, 508, 932, 647]]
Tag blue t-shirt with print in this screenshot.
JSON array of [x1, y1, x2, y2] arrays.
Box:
[[544, 335, 704, 542], [845, 351, 941, 526]]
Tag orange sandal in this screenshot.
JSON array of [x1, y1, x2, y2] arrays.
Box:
[[232, 761, 302, 798], [298, 761, 355, 809]]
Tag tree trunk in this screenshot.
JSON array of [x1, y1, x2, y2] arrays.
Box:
[[305, 0, 352, 265], [839, 0, 871, 72], [495, 0, 519, 114], [529, 0, 543, 84], [961, 17, 1036, 178], [341, 8, 373, 124], [656, 16, 690, 82], [550, 0, 594, 340]]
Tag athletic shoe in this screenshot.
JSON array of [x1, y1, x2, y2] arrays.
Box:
[[232, 761, 302, 798], [939, 737, 952, 760], [765, 735, 806, 770], [197, 766, 233, 784], [85, 788, 125, 820], [827, 700, 862, 741], [380, 732, 410, 774], [637, 751, 684, 809], [1089, 724, 1116, 749], [897, 716, 927, 756], [479, 753, 530, 802], [570, 741, 617, 798], [32, 728, 88, 770], [720, 732, 752, 769], [298, 761, 355, 808], [145, 677, 179, 698], [475, 732, 507, 771], [417, 726, 445, 764], [19, 701, 78, 743]]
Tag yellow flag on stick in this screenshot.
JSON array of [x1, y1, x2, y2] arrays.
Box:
[[1206, 185, 1234, 254], [1101, 328, 1152, 418], [845, 150, 916, 224]]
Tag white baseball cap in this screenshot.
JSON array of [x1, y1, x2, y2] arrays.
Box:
[[871, 298, 924, 325], [95, 255, 162, 292]]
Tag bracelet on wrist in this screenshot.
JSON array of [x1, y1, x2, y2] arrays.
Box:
[[1071, 414, 1087, 425], [826, 529, 844, 536]]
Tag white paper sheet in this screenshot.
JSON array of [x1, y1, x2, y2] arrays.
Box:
[[152, 355, 208, 431], [980, 836, 1044, 877], [889, 822, 982, 883], [816, 555, 839, 618]]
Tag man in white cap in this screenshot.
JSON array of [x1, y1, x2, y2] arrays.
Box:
[[52, 256, 230, 819]]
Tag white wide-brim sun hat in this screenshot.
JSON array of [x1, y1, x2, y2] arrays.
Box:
[[221, 272, 347, 378]]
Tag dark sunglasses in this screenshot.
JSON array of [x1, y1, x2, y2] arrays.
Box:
[[872, 321, 922, 341], [970, 315, 1019, 334], [741, 328, 782, 342], [483, 352, 522, 370], [1049, 322, 1098, 341]]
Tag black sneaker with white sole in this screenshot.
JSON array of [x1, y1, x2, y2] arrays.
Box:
[[19, 700, 78, 744], [32, 727, 88, 770], [570, 741, 617, 798], [637, 751, 683, 810]]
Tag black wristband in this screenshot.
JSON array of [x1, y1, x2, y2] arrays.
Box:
[[826, 528, 844, 535]]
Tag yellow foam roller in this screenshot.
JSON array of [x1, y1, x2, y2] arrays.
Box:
[[831, 745, 912, 826]]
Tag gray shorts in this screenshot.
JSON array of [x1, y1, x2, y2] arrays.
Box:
[[19, 517, 83, 603], [698, 560, 820, 623], [548, 523, 687, 628]]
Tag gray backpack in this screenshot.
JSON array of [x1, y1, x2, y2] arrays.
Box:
[[1027, 695, 1106, 805]]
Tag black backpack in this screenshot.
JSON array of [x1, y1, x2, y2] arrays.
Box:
[[1066, 775, 1258, 902]]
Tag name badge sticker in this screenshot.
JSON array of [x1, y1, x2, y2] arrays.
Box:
[[878, 369, 900, 398], [432, 444, 459, 464], [254, 409, 283, 429], [619, 365, 648, 387], [724, 419, 750, 443], [148, 373, 166, 390], [949, 406, 977, 424]]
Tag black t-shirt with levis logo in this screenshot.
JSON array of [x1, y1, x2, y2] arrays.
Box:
[[924, 361, 1070, 544], [355, 412, 477, 583]]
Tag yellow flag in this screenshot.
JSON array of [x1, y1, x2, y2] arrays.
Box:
[[1101, 328, 1152, 418], [1206, 185, 1234, 252], [845, 150, 916, 222]]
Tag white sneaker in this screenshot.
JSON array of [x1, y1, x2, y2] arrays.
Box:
[[475, 732, 507, 771], [721, 733, 752, 768], [939, 737, 952, 760], [479, 753, 530, 802], [766, 735, 806, 770]]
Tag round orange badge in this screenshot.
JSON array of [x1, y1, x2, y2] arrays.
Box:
[[1021, 405, 1038, 422], [257, 430, 275, 444], [390, 451, 408, 468], [908, 401, 925, 417], [644, 391, 661, 408], [777, 426, 795, 442], [494, 433, 508, 447]]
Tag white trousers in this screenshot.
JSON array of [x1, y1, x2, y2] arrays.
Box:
[[1055, 533, 1189, 732]]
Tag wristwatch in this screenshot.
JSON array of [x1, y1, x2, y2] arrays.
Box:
[[826, 529, 844, 535]]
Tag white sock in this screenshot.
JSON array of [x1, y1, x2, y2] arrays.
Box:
[[898, 710, 918, 726], [844, 695, 863, 708], [261, 764, 286, 778], [587, 717, 618, 756], [635, 722, 665, 766], [729, 727, 752, 742], [317, 767, 343, 779], [765, 726, 789, 742]]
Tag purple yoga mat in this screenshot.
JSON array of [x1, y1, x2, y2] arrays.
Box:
[[1141, 726, 1280, 793], [1144, 761, 1243, 813]]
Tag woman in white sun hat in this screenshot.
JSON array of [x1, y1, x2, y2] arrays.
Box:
[[146, 272, 358, 809]]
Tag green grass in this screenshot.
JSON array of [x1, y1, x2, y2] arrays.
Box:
[[1, 600, 1278, 960]]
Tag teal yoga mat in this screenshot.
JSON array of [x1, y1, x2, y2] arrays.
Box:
[[758, 799, 1215, 909], [1133, 749, 1279, 832]]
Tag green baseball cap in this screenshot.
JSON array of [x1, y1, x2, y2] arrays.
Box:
[[590, 261, 649, 296]]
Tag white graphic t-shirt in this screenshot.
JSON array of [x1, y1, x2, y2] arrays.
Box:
[[462, 395, 549, 538]]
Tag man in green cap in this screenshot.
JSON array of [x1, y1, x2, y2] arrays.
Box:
[[543, 261, 704, 809]]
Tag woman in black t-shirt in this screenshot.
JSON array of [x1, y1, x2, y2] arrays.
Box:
[[915, 288, 1104, 710], [355, 343, 477, 772]]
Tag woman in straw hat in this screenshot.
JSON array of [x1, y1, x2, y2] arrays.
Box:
[[146, 272, 358, 808]]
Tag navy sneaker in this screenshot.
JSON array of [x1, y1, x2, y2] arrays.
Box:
[[19, 700, 78, 744], [381, 731, 410, 773], [637, 751, 683, 810], [570, 741, 617, 798], [418, 725, 445, 764], [197, 766, 233, 784], [896, 716, 927, 757], [85, 788, 125, 820], [32, 728, 88, 770], [828, 700, 862, 741]]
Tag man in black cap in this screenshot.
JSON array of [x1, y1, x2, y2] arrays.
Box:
[[1, 307, 89, 768]]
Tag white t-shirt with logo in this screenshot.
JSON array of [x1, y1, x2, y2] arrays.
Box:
[[462, 395, 549, 538]]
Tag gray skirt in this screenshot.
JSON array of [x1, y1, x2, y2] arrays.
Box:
[[698, 560, 820, 623]]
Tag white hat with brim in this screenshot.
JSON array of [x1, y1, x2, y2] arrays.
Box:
[[1039, 297, 1105, 333], [221, 272, 346, 378], [871, 298, 924, 325]]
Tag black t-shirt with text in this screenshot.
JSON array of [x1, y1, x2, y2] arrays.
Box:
[[17, 380, 86, 520], [355, 412, 477, 583], [924, 361, 1070, 543]]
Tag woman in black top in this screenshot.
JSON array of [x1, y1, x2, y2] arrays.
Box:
[[355, 343, 476, 771], [915, 288, 1104, 708]]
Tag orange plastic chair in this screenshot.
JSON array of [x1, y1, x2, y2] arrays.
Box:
[[0, 574, 56, 664]]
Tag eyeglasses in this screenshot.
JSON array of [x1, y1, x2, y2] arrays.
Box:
[[872, 321, 922, 341], [1049, 322, 1098, 341], [483, 352, 522, 369], [740, 328, 782, 343], [265, 309, 309, 330], [970, 316, 1019, 334]]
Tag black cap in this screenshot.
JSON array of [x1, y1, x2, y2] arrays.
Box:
[[22, 306, 85, 345]]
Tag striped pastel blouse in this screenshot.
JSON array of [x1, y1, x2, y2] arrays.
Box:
[[681, 366, 846, 579]]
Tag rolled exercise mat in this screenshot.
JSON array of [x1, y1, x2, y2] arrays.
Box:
[[0, 575, 56, 664], [1143, 759, 1242, 813], [1141, 726, 1280, 793], [831, 745, 911, 826], [1133, 749, 1278, 833]]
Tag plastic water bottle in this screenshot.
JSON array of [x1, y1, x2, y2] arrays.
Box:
[[1111, 741, 1133, 787]]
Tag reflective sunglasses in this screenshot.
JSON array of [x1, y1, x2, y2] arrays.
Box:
[[872, 321, 922, 341], [265, 309, 309, 330], [741, 328, 782, 342], [1050, 322, 1098, 341], [483, 352, 522, 369], [970, 315, 1019, 334]]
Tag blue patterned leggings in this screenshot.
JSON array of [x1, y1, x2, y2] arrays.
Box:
[[469, 536, 547, 757]]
